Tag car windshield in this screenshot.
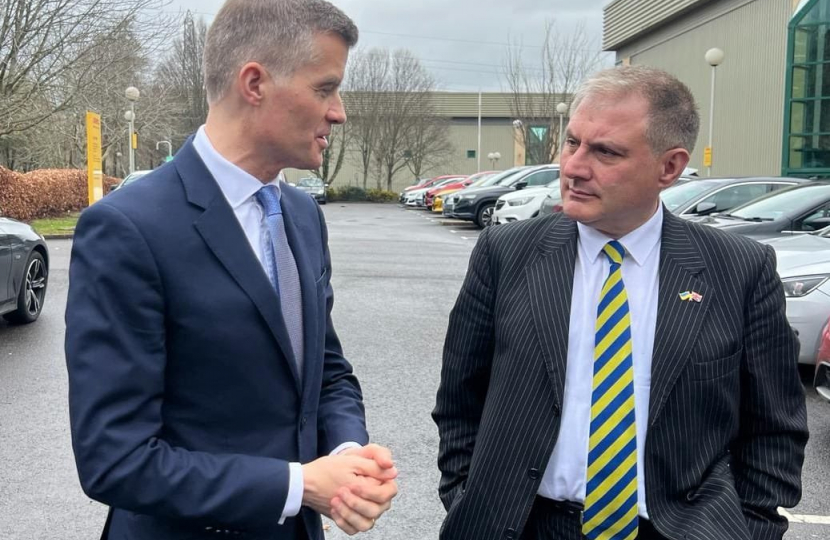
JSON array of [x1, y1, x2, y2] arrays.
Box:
[[468, 174, 494, 187], [730, 183, 830, 220], [659, 180, 719, 210], [495, 168, 537, 186], [478, 167, 526, 187], [297, 177, 323, 188]]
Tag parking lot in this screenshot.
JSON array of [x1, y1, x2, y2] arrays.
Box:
[[0, 202, 828, 539]]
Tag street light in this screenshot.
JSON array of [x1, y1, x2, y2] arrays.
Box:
[[705, 48, 724, 177], [487, 151, 501, 168], [156, 140, 173, 162], [125, 86, 140, 174], [556, 102, 568, 160]]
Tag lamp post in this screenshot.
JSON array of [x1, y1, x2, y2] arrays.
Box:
[[556, 102, 568, 161], [487, 151, 501, 169], [156, 140, 173, 163], [125, 86, 140, 174], [704, 48, 724, 177]]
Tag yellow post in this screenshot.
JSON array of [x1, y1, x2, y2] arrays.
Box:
[[703, 146, 713, 168], [86, 111, 103, 205]]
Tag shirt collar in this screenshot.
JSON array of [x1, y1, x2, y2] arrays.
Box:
[[192, 125, 282, 209], [576, 204, 664, 267]]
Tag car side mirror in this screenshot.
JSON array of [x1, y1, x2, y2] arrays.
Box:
[[325, 183, 330, 189], [515, 180, 528, 191], [694, 201, 717, 215]]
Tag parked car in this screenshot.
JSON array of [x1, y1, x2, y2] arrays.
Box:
[[425, 171, 496, 210], [537, 186, 565, 217], [493, 179, 560, 224], [660, 177, 805, 219], [695, 181, 830, 239], [433, 171, 496, 214], [296, 176, 327, 204], [110, 169, 152, 193], [399, 174, 462, 203], [450, 165, 560, 227], [403, 176, 463, 207], [0, 214, 49, 324], [815, 320, 830, 402], [760, 229, 830, 365], [442, 166, 530, 218]]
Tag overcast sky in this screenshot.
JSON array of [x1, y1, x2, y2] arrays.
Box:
[[163, 0, 613, 92]]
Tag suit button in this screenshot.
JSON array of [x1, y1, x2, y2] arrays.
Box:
[[505, 528, 517, 539], [528, 468, 540, 480]]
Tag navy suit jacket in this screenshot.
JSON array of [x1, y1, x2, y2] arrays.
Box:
[[65, 138, 368, 540]]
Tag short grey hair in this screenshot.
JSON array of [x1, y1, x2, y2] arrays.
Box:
[[203, 0, 359, 103], [570, 65, 700, 155]]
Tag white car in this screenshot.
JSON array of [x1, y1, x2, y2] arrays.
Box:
[[761, 230, 830, 364], [493, 180, 560, 224]]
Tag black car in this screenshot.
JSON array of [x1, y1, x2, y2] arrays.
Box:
[[451, 165, 560, 227], [0, 215, 49, 324], [295, 176, 327, 204], [660, 176, 806, 218], [697, 181, 830, 239]]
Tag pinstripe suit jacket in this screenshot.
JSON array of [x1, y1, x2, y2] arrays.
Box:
[[433, 210, 808, 540]]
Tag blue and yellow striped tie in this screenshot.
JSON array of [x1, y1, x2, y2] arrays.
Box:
[[582, 240, 638, 540]]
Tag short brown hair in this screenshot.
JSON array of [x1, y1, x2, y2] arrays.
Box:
[[203, 0, 358, 103], [570, 65, 700, 154]]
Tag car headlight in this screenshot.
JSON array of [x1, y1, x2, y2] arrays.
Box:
[[460, 194, 477, 200], [782, 275, 829, 297], [317, 189, 325, 195], [507, 197, 535, 207]]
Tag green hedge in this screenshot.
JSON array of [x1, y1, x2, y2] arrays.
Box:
[[327, 186, 398, 202]]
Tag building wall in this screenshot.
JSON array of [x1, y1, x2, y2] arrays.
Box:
[[604, 0, 714, 50], [608, 0, 792, 176]]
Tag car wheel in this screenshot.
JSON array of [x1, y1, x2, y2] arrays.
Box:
[[3, 251, 48, 325], [476, 203, 495, 228]]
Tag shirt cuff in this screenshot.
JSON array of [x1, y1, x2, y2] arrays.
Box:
[[330, 441, 362, 455], [279, 462, 304, 525]]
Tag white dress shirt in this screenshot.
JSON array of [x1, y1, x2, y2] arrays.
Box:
[[192, 127, 359, 523], [538, 205, 663, 519]]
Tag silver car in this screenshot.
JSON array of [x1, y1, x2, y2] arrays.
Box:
[[762, 229, 830, 364]]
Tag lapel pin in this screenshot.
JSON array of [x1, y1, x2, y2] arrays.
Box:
[[679, 291, 703, 303]]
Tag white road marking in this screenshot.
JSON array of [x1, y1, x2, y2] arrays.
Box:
[[461, 237, 470, 240], [779, 508, 830, 524], [450, 230, 457, 234]]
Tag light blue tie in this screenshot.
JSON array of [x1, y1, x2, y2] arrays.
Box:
[[255, 185, 304, 376]]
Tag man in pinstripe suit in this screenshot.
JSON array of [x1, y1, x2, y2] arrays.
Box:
[[433, 66, 808, 540]]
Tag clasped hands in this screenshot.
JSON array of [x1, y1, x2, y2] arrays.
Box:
[[302, 443, 398, 535]]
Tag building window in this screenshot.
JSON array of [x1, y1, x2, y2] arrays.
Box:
[[467, 150, 476, 159], [784, 0, 830, 176]]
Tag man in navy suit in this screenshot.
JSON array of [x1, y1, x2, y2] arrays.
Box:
[[65, 1, 397, 538]]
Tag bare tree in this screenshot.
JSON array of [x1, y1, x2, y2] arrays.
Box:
[[155, 11, 208, 138], [315, 122, 349, 185], [404, 109, 454, 180], [503, 20, 602, 165], [343, 49, 389, 189], [0, 0, 173, 143], [373, 49, 439, 191]]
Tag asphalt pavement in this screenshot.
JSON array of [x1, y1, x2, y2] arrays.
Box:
[[0, 203, 827, 539]]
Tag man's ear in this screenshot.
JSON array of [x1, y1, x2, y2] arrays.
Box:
[[237, 62, 268, 107], [659, 148, 691, 189]]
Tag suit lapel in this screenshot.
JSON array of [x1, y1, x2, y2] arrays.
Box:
[[648, 211, 711, 425], [526, 215, 578, 411], [175, 139, 302, 394], [279, 191, 321, 400]]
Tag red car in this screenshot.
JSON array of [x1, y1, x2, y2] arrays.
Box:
[[424, 171, 498, 209], [815, 320, 830, 402]]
